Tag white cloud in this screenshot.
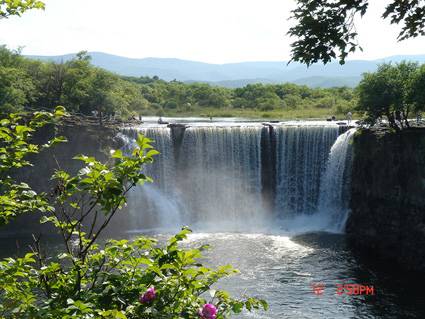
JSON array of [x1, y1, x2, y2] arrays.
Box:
[[0, 0, 423, 63]]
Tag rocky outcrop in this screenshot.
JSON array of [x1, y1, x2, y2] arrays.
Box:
[[169, 124, 187, 163], [261, 124, 277, 212], [1, 118, 122, 236], [20, 118, 121, 191], [347, 127, 425, 272]]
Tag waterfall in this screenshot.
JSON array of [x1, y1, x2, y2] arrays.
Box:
[[274, 126, 339, 217], [317, 128, 356, 231], [118, 123, 355, 233], [177, 126, 264, 229], [119, 127, 185, 230], [119, 127, 176, 189]]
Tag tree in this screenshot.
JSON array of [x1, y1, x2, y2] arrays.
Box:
[[62, 52, 94, 113], [289, 0, 425, 65], [88, 69, 114, 116], [409, 64, 425, 115], [0, 0, 44, 18], [233, 84, 280, 109], [0, 66, 35, 113], [0, 45, 24, 67], [356, 62, 418, 129], [391, 61, 418, 127]]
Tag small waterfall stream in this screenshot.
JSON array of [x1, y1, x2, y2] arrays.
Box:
[[119, 123, 355, 232], [317, 128, 356, 231]]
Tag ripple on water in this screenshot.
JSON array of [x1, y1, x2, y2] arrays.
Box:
[[163, 231, 425, 319]]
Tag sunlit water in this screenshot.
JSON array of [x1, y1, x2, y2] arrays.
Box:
[[134, 230, 425, 319]]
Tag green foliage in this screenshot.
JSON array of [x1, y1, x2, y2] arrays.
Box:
[[0, 45, 24, 67], [356, 62, 422, 129], [0, 110, 267, 318], [0, 66, 35, 113], [0, 46, 355, 119], [0, 228, 267, 318], [289, 0, 425, 65], [288, 0, 367, 66], [0, 46, 35, 114], [0, 106, 66, 225], [409, 64, 425, 114], [0, 0, 44, 18], [383, 1, 425, 41]]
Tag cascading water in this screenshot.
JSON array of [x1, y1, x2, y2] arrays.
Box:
[[119, 127, 184, 230], [118, 122, 355, 233], [120, 127, 176, 189], [317, 128, 356, 231], [274, 126, 339, 217], [177, 126, 264, 229]]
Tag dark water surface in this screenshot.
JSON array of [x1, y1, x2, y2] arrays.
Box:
[[172, 231, 425, 319], [2, 231, 424, 319]]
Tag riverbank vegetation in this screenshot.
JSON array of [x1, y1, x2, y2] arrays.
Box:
[[0, 46, 355, 120]]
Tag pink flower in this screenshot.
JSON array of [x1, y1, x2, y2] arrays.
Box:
[[198, 303, 217, 319], [139, 287, 156, 304]]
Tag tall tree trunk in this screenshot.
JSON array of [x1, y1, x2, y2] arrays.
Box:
[[404, 105, 410, 128], [387, 112, 400, 131]]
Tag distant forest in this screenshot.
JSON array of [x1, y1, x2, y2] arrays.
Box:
[[1, 46, 355, 119]]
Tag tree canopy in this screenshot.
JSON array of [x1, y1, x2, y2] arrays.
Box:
[[356, 61, 424, 129], [410, 64, 425, 113], [0, 0, 44, 18], [289, 0, 425, 66]]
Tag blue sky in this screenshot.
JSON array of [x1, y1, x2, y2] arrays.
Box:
[[0, 0, 424, 63]]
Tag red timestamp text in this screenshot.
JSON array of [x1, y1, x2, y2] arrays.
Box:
[[336, 284, 375, 296]]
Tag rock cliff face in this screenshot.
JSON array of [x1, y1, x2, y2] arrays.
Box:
[[14, 120, 122, 195], [347, 128, 425, 272], [1, 120, 121, 236]]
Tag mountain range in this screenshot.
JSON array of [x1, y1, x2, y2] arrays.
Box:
[[27, 52, 425, 88]]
